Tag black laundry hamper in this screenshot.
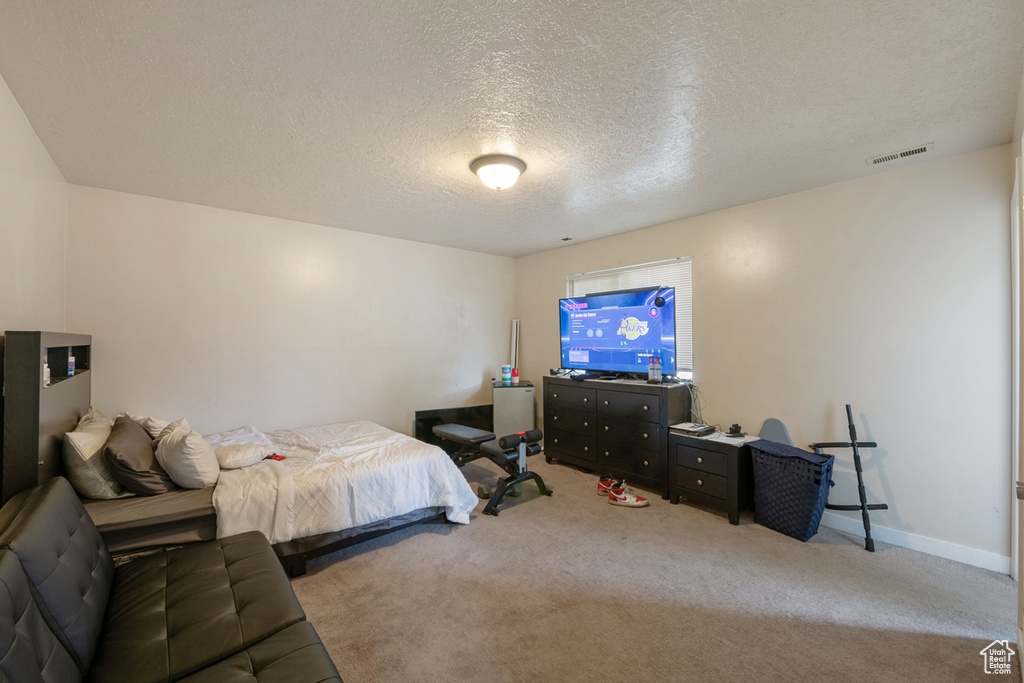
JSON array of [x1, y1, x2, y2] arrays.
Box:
[[748, 439, 834, 542]]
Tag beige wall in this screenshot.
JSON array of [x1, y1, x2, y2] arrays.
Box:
[[516, 145, 1014, 564], [65, 186, 515, 436], [0, 73, 67, 330]]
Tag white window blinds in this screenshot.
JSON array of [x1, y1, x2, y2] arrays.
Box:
[[567, 257, 693, 373]]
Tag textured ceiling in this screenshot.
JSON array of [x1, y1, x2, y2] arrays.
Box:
[[0, 1, 1021, 258]]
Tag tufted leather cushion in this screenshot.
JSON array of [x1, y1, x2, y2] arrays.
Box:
[[0, 477, 113, 674], [0, 550, 82, 683], [175, 622, 342, 683], [86, 531, 306, 683]]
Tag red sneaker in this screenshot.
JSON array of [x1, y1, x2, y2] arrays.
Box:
[[608, 482, 649, 507], [598, 474, 621, 495]]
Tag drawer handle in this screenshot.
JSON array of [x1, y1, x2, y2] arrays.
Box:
[[697, 479, 703, 486], [643, 405, 649, 411], [584, 446, 589, 452], [604, 425, 609, 431], [604, 451, 610, 457], [643, 433, 648, 439], [584, 421, 588, 427], [553, 393, 558, 398], [643, 460, 649, 466], [553, 438, 558, 444], [553, 416, 558, 421], [583, 397, 588, 403], [697, 457, 703, 464], [604, 400, 609, 405]]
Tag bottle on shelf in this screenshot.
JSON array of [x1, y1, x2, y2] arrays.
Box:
[[511, 367, 519, 386], [654, 353, 662, 383], [648, 353, 657, 383], [67, 347, 75, 377]]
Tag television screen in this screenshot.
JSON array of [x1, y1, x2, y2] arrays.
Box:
[[559, 287, 676, 376]]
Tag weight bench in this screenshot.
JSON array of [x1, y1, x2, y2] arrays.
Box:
[[432, 423, 552, 516]]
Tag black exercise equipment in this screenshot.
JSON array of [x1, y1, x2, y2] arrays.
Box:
[[432, 423, 552, 516], [812, 404, 888, 552]]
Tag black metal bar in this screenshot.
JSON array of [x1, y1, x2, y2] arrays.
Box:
[[813, 441, 877, 449], [814, 405, 887, 552], [826, 503, 888, 511], [482, 471, 552, 516], [845, 404, 876, 552]]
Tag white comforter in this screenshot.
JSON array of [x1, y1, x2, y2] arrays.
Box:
[[212, 420, 477, 544]]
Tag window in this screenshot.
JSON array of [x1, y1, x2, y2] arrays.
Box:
[[566, 257, 693, 377]]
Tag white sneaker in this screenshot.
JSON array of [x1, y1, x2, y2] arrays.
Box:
[[608, 482, 649, 507]]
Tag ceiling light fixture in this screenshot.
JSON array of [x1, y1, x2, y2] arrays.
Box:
[[470, 154, 526, 190]]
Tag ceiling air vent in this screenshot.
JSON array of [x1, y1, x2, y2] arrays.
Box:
[[866, 143, 933, 166]]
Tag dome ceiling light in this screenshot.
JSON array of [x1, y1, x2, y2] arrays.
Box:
[[470, 154, 526, 190]]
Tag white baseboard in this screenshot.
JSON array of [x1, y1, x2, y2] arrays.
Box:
[[819, 511, 1011, 574]]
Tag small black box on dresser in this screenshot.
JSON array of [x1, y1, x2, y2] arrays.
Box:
[[669, 430, 756, 524]]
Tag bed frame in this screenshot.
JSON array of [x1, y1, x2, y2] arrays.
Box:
[[0, 330, 448, 577]]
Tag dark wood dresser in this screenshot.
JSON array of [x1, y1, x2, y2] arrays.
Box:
[[542, 376, 690, 497]]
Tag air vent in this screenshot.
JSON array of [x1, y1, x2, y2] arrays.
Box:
[[866, 143, 933, 166]]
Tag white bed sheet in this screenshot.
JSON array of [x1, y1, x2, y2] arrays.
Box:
[[212, 420, 477, 544]]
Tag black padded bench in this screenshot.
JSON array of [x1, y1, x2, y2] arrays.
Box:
[[432, 423, 551, 516]]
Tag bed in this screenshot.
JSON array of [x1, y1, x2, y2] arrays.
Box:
[[210, 419, 478, 574], [77, 419, 478, 575]]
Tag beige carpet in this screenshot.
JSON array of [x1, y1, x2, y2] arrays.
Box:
[[291, 457, 1018, 683]]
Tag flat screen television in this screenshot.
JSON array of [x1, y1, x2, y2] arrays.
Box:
[[559, 286, 676, 376]]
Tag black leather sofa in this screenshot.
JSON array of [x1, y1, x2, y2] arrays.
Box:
[[0, 477, 342, 682]]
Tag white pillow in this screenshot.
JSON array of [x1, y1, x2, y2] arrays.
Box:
[[154, 428, 219, 489], [214, 443, 274, 469], [156, 418, 191, 442], [63, 407, 126, 499], [202, 425, 273, 450], [122, 413, 172, 440]]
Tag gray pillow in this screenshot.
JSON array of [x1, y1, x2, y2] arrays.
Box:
[[63, 406, 126, 499], [102, 416, 178, 496]]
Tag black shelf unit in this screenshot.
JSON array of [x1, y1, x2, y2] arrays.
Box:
[[1, 331, 92, 504]]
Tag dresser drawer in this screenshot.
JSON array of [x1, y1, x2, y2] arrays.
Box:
[[633, 450, 664, 481], [599, 418, 660, 450], [545, 384, 596, 412], [675, 467, 727, 500], [598, 442, 661, 476], [597, 391, 661, 421], [548, 409, 597, 436], [597, 448, 634, 473], [545, 429, 598, 463], [674, 444, 726, 476]]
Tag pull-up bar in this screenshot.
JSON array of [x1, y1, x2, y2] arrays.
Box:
[[813, 404, 888, 552]]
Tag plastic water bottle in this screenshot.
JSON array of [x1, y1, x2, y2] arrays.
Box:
[[647, 354, 657, 383], [67, 348, 75, 377], [654, 353, 662, 383]]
